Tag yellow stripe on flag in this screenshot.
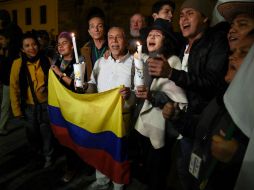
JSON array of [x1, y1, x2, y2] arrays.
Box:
[[48, 70, 124, 137]]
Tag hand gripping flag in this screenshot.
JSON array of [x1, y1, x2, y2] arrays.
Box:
[[48, 70, 130, 184]]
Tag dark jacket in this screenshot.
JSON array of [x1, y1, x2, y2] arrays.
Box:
[[0, 54, 12, 85], [170, 22, 230, 136], [54, 56, 76, 91], [80, 40, 107, 81], [4, 22, 23, 59], [0, 22, 22, 85], [188, 95, 248, 190]]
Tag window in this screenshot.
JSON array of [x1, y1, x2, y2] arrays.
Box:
[[12, 10, 17, 24], [40, 5, 47, 24], [25, 8, 31, 25]]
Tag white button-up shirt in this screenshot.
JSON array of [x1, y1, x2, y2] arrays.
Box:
[[89, 53, 134, 92], [89, 52, 135, 110]]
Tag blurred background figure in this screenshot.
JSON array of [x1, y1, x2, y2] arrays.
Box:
[[34, 30, 56, 59], [0, 9, 22, 59], [0, 9, 22, 135], [128, 13, 146, 54], [0, 30, 11, 135], [152, 0, 175, 22], [130, 13, 146, 38]]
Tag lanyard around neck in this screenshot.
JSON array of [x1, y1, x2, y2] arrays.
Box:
[[94, 45, 106, 60], [60, 59, 71, 72]]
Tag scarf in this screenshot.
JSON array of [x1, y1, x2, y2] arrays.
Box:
[[19, 52, 50, 112]]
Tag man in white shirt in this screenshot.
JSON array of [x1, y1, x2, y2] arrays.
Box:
[[85, 26, 135, 190]]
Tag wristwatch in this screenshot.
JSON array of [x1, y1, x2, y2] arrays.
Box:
[[60, 73, 67, 80]]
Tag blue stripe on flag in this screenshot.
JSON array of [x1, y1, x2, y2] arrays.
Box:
[[48, 105, 128, 162]]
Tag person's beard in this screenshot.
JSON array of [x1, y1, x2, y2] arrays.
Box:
[[130, 29, 140, 37]]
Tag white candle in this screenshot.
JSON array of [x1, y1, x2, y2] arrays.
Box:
[[71, 33, 79, 63], [136, 41, 142, 60], [134, 41, 144, 87]]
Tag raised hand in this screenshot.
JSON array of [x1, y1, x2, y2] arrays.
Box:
[[211, 130, 239, 163], [148, 55, 172, 78], [119, 87, 131, 100]]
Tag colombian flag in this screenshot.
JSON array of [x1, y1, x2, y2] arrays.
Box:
[[47, 70, 130, 184]]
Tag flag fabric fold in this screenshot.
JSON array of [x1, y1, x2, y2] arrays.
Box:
[[48, 70, 130, 184]]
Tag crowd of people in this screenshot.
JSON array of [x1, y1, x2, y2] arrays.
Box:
[[0, 0, 254, 190]]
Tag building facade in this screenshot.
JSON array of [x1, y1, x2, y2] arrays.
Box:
[[0, 0, 58, 34], [0, 0, 217, 47]]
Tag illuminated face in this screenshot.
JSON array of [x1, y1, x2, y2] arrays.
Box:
[[57, 37, 73, 57], [22, 38, 39, 58], [88, 17, 105, 40], [225, 35, 254, 83], [228, 14, 254, 49], [108, 27, 127, 59], [130, 14, 145, 37], [153, 5, 173, 21], [179, 8, 207, 40], [147, 29, 164, 53]]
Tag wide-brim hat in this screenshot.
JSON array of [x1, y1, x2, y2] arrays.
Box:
[[147, 18, 177, 43], [217, 1, 254, 22]]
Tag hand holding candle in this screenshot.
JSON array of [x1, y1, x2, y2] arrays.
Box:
[[71, 33, 86, 91], [71, 33, 79, 63]]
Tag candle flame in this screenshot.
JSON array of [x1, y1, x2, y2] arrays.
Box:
[[136, 41, 141, 46], [71, 33, 75, 37]]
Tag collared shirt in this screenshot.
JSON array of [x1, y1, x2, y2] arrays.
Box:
[[10, 58, 48, 116], [182, 45, 189, 72], [89, 53, 134, 93]]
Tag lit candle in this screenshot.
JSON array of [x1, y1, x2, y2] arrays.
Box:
[[134, 41, 144, 87], [136, 41, 142, 60], [71, 33, 79, 63]]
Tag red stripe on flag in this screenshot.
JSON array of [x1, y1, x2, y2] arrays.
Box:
[[51, 124, 130, 184]]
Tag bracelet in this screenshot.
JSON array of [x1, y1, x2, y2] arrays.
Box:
[[59, 73, 67, 80]]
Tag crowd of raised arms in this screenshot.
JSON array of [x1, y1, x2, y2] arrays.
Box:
[[0, 0, 254, 190]]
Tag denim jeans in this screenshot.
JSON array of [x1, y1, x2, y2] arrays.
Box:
[[24, 103, 54, 158], [177, 137, 194, 190]]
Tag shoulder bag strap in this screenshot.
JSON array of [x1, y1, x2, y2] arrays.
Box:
[[24, 64, 39, 105]]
